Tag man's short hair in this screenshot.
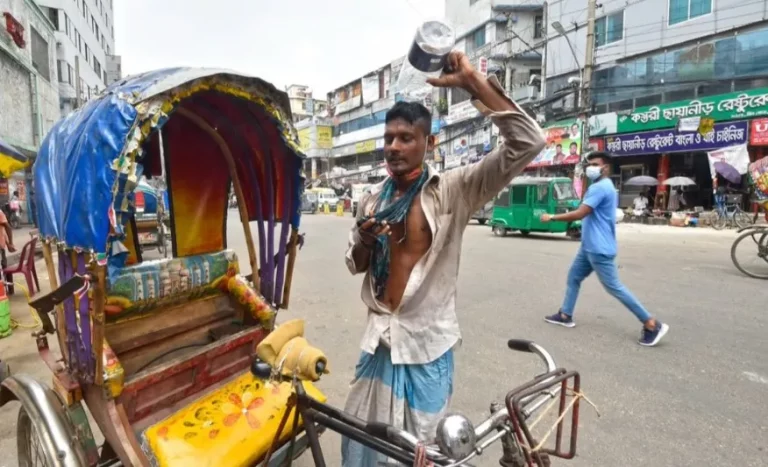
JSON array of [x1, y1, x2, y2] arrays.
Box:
[[385, 101, 432, 136], [556, 143, 562, 148], [585, 151, 612, 164], [570, 142, 577, 147]]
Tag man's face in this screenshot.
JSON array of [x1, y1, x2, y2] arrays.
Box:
[[587, 158, 607, 175], [572, 125, 579, 135], [383, 119, 432, 176], [570, 144, 578, 155], [555, 145, 563, 155]]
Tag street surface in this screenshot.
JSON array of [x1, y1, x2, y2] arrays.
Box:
[[1, 213, 766, 466]]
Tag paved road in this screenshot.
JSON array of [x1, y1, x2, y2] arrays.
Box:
[[1, 213, 766, 466]]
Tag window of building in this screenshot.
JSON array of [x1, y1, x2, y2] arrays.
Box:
[[534, 15, 543, 39], [103, 70, 108, 83], [44, 7, 59, 30], [94, 58, 102, 77], [57, 60, 66, 82], [31, 28, 51, 82], [669, 0, 711, 25], [85, 44, 90, 64], [64, 13, 71, 37], [77, 31, 82, 53], [106, 44, 111, 55], [467, 27, 486, 53], [68, 64, 74, 84], [595, 11, 624, 47]]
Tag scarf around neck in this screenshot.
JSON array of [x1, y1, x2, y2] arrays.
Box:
[[363, 165, 429, 298]]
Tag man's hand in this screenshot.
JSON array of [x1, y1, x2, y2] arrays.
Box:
[[540, 213, 553, 223], [426, 51, 483, 93], [7, 243, 16, 253], [358, 218, 390, 247], [427, 51, 514, 113]]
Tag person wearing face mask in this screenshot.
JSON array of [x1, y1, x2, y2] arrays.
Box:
[[539, 151, 669, 347]]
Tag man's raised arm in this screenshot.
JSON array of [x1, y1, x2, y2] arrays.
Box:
[[428, 52, 546, 212]]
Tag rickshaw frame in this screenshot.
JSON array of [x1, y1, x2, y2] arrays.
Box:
[[0, 69, 320, 467]]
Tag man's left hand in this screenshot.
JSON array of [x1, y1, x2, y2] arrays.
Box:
[[540, 213, 553, 223], [7, 244, 16, 253]]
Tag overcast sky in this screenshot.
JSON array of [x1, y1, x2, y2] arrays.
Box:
[[114, 0, 444, 96]]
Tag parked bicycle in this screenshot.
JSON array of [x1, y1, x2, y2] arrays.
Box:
[[257, 335, 584, 467], [711, 193, 753, 230], [730, 225, 768, 279]]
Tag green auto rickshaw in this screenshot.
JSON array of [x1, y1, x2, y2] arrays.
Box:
[[490, 176, 582, 239]]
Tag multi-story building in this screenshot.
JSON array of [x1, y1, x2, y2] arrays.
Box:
[[325, 59, 402, 182], [296, 117, 333, 180], [544, 0, 768, 208], [0, 0, 61, 220], [35, 0, 117, 115], [286, 84, 328, 123], [440, 0, 545, 169], [105, 52, 120, 85]]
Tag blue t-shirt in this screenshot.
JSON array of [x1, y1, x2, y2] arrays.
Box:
[[581, 178, 618, 256]]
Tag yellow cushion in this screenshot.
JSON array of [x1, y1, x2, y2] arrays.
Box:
[[141, 373, 326, 467]]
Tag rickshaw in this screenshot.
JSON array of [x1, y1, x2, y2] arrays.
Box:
[[490, 177, 582, 239], [0, 68, 326, 466], [134, 179, 170, 257], [730, 158, 768, 279]]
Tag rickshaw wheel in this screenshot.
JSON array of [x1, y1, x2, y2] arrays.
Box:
[[492, 225, 507, 237], [17, 406, 53, 467]]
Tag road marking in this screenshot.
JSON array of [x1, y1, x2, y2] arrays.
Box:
[[743, 371, 768, 385]]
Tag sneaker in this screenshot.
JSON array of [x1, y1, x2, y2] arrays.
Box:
[[638, 322, 669, 347], [544, 312, 575, 328]]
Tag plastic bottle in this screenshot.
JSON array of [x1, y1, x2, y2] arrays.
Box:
[[393, 20, 455, 102]]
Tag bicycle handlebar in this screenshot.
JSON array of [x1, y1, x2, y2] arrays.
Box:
[[375, 340, 560, 465]]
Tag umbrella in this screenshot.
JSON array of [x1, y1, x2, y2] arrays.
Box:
[[713, 161, 741, 184], [624, 175, 659, 186], [663, 176, 696, 186], [0, 137, 30, 178]]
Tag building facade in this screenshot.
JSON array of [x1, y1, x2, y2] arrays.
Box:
[[0, 0, 61, 221], [286, 84, 328, 123], [325, 58, 403, 183], [105, 52, 120, 85], [296, 117, 333, 180], [543, 0, 768, 208], [35, 0, 117, 115], [440, 0, 545, 170]]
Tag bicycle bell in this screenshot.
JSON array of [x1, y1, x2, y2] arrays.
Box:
[[435, 413, 476, 460]]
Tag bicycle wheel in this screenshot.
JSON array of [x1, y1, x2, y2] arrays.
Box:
[[17, 406, 54, 467], [730, 228, 768, 279], [733, 208, 754, 230], [711, 211, 727, 230]]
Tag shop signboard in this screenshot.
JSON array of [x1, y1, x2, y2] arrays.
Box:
[[528, 119, 583, 168], [355, 139, 377, 154], [444, 100, 480, 126], [316, 126, 332, 149], [605, 121, 748, 157], [750, 118, 768, 146], [297, 128, 312, 151], [707, 144, 750, 178], [616, 88, 768, 133]]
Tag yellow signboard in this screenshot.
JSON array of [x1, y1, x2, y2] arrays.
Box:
[[355, 139, 376, 154], [297, 128, 312, 151], [317, 127, 332, 149]]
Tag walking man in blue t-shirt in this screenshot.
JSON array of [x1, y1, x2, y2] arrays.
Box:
[[539, 151, 669, 347]]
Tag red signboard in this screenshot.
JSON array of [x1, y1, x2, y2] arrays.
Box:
[[588, 137, 604, 152], [3, 12, 25, 48], [750, 118, 768, 146]]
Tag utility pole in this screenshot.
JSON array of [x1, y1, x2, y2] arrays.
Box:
[[580, 0, 597, 155], [541, 2, 548, 98]]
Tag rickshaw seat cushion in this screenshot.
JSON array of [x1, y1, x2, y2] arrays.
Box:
[[105, 250, 240, 322], [140, 373, 326, 467]]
